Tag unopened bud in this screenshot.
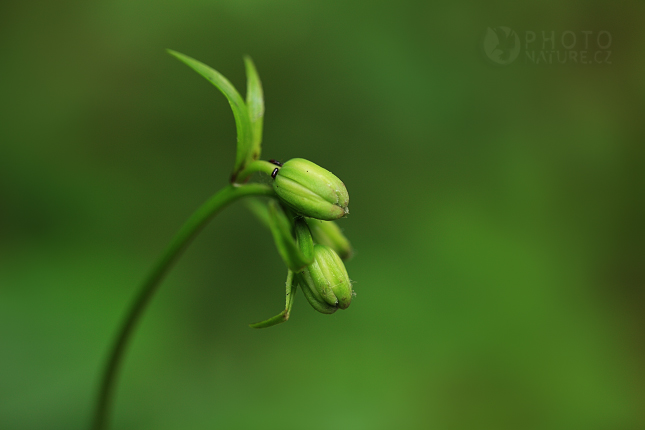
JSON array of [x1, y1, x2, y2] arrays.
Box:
[[298, 244, 352, 313], [305, 218, 353, 260], [272, 158, 349, 221]]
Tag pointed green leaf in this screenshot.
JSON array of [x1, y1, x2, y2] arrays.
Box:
[[167, 50, 252, 178], [244, 56, 264, 162], [249, 270, 297, 328]]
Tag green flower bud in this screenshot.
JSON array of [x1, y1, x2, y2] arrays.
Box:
[[272, 158, 349, 221], [305, 218, 353, 260], [298, 244, 353, 313]]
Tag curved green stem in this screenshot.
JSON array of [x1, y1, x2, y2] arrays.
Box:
[[92, 183, 275, 430], [235, 159, 278, 183]]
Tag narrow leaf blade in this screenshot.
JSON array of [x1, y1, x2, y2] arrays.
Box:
[[249, 271, 297, 329], [167, 49, 252, 177], [244, 56, 264, 162]]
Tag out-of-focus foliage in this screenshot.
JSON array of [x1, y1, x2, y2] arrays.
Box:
[[1, 1, 644, 429]]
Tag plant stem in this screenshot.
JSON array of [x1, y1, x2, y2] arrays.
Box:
[[235, 159, 278, 183], [92, 183, 275, 430]]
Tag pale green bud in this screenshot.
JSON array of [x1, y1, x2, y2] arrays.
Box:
[[272, 158, 349, 221], [298, 244, 352, 313], [305, 218, 353, 260]]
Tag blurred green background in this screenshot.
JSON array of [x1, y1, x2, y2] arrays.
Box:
[[2, 1, 644, 429]]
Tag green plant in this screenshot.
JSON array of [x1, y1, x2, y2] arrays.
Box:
[[91, 50, 354, 430]]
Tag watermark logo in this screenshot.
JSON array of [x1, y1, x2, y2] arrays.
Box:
[[483, 27, 521, 65], [482, 28, 612, 66]]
